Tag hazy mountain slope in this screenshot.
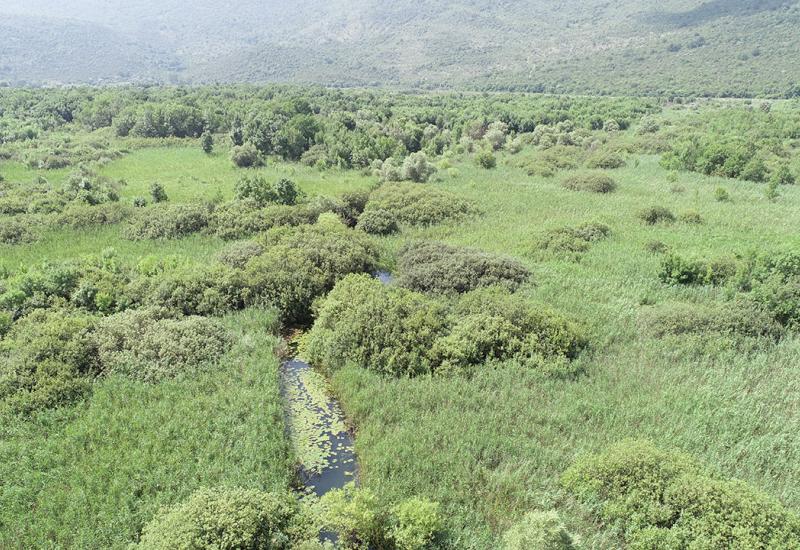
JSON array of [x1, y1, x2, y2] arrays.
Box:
[[1, 0, 798, 96]]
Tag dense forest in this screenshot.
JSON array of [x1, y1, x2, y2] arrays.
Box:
[[1, 1, 800, 97], [1, 85, 800, 548]]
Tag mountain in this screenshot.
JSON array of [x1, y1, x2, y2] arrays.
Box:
[[1, 0, 799, 96]]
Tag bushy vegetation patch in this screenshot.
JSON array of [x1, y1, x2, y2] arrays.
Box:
[[244, 217, 379, 324], [585, 149, 626, 170], [230, 143, 263, 167], [0, 218, 38, 245], [138, 487, 314, 549], [217, 240, 265, 269], [638, 205, 676, 225], [356, 208, 400, 235], [303, 275, 584, 377], [659, 254, 736, 286], [55, 202, 132, 229], [364, 184, 477, 226], [124, 203, 210, 240], [537, 222, 611, 257], [235, 175, 303, 206], [208, 200, 317, 240], [502, 511, 575, 550], [641, 300, 784, 340], [561, 173, 616, 193], [319, 484, 442, 550], [396, 241, 531, 294], [562, 439, 800, 548]]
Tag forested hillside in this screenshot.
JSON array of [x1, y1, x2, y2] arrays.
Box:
[[1, 0, 799, 97]]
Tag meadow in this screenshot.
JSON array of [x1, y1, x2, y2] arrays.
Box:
[[1, 87, 799, 548]]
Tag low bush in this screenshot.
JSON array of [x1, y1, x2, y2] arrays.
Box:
[[61, 166, 122, 205], [585, 150, 626, 169], [149, 182, 168, 203], [659, 254, 736, 286], [641, 300, 784, 340], [217, 240, 265, 269], [56, 202, 132, 229], [230, 143, 263, 168], [638, 206, 675, 225], [356, 209, 399, 235], [0, 218, 38, 245], [124, 204, 210, 240], [475, 149, 497, 169], [646, 240, 670, 254], [678, 210, 704, 225], [0, 309, 99, 414], [402, 152, 437, 183], [338, 190, 372, 226], [396, 241, 531, 294], [208, 201, 317, 240], [137, 487, 313, 549], [561, 173, 616, 193], [364, 184, 477, 226], [235, 175, 302, 207], [538, 222, 611, 257], [562, 439, 800, 548], [502, 510, 575, 550], [94, 307, 233, 382]]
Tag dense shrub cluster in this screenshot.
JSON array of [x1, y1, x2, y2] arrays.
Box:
[[561, 173, 616, 193], [230, 143, 263, 167], [641, 300, 784, 340], [585, 149, 626, 169], [124, 204, 210, 240], [235, 175, 302, 206], [562, 439, 800, 548], [396, 241, 531, 294], [538, 222, 611, 257], [501, 511, 575, 550], [56, 202, 132, 229], [364, 184, 477, 226], [356, 209, 400, 235], [659, 254, 736, 286], [638, 205, 675, 225], [137, 487, 314, 549], [0, 218, 38, 245], [303, 275, 584, 377], [208, 201, 318, 240], [319, 484, 441, 550]]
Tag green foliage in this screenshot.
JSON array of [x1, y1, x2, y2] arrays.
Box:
[[124, 204, 210, 240], [230, 143, 263, 168], [217, 240, 265, 269], [402, 152, 437, 183], [0, 218, 38, 245], [641, 300, 784, 340], [659, 254, 735, 286], [235, 175, 302, 206], [201, 131, 214, 154], [474, 149, 497, 169], [364, 184, 477, 226], [678, 210, 704, 225], [389, 498, 441, 550], [714, 187, 731, 202], [94, 308, 233, 382], [396, 241, 531, 294], [61, 166, 122, 205], [55, 202, 132, 229], [561, 172, 616, 194], [562, 439, 800, 548], [208, 201, 317, 240], [356, 209, 400, 235], [538, 222, 611, 257], [585, 150, 626, 170], [149, 182, 168, 203], [137, 487, 312, 550], [638, 206, 675, 225], [501, 511, 575, 550]]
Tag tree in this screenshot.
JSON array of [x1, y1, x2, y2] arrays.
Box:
[[201, 131, 214, 154]]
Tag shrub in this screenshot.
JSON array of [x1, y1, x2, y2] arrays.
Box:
[[0, 218, 38, 245], [364, 184, 477, 226], [356, 209, 399, 235], [586, 150, 626, 169], [230, 143, 263, 168], [678, 210, 704, 225], [336, 190, 371, 227], [217, 240, 265, 269], [124, 204, 210, 240], [562, 439, 800, 548], [0, 309, 99, 414], [502, 511, 575, 550], [61, 167, 122, 205], [402, 152, 437, 183], [302, 274, 450, 377], [56, 202, 132, 229], [235, 175, 301, 206], [209, 201, 317, 240], [641, 300, 784, 340], [133, 197, 147, 208], [396, 241, 531, 294], [659, 254, 735, 286], [94, 308, 233, 382], [561, 173, 616, 193], [714, 187, 731, 202], [538, 223, 611, 256], [201, 131, 214, 154], [638, 206, 675, 225], [645, 240, 670, 254], [137, 487, 312, 549], [149, 182, 168, 203], [770, 164, 796, 186], [475, 149, 497, 169], [243, 219, 379, 324], [389, 498, 441, 550]]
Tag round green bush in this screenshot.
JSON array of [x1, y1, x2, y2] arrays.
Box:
[[137, 488, 312, 549], [230, 143, 263, 168], [586, 150, 626, 169], [638, 206, 675, 225], [538, 223, 611, 257], [356, 209, 399, 235], [364, 184, 477, 226], [235, 175, 301, 207], [0, 218, 38, 245], [561, 172, 617, 193], [124, 204, 210, 240], [502, 511, 575, 550], [217, 240, 265, 269], [475, 149, 497, 169]]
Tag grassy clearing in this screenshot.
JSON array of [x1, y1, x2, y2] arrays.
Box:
[[0, 308, 294, 549]]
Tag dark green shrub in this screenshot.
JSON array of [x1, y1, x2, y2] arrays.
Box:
[[124, 204, 210, 240], [338, 190, 372, 227], [678, 210, 704, 225], [364, 184, 477, 226], [0, 309, 99, 414], [538, 223, 611, 256], [217, 241, 265, 269], [95, 308, 233, 382], [639, 206, 675, 225], [61, 167, 122, 205], [56, 202, 132, 229], [475, 149, 497, 169], [133, 197, 147, 208], [356, 209, 399, 235], [562, 439, 800, 548], [586, 150, 626, 169], [770, 164, 796, 186], [396, 241, 531, 294], [243, 217, 379, 324], [659, 254, 735, 286], [208, 201, 316, 240], [561, 173, 616, 193], [502, 511, 575, 550], [0, 218, 38, 245], [642, 300, 784, 340], [235, 175, 301, 207], [149, 182, 168, 203], [714, 187, 731, 202], [645, 240, 670, 254], [230, 143, 263, 168], [389, 497, 442, 550], [402, 152, 437, 183], [137, 487, 313, 549], [302, 274, 450, 377]]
